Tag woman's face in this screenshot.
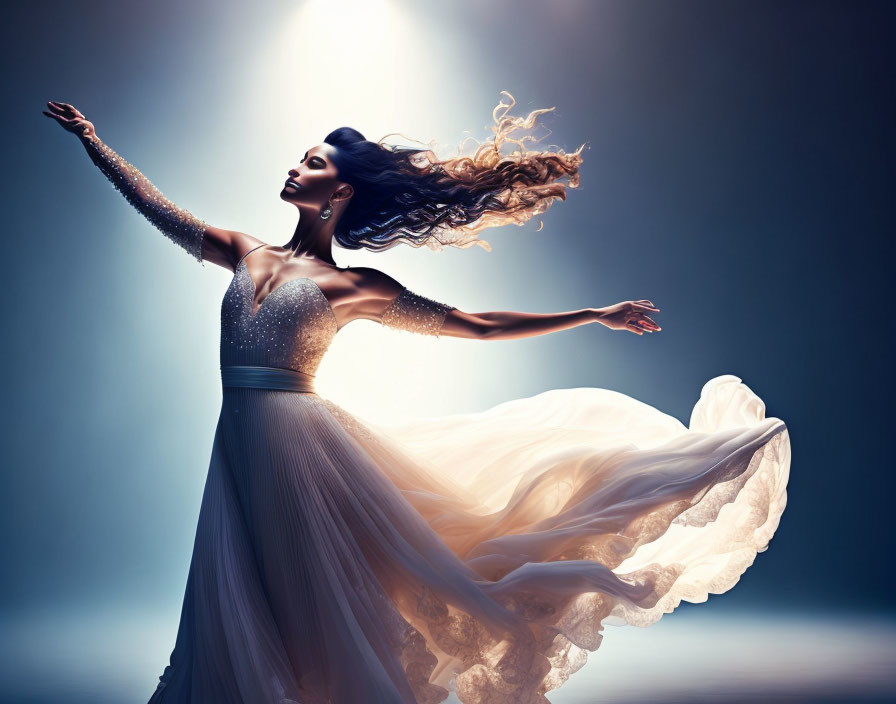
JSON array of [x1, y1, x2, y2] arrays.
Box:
[[279, 143, 344, 210]]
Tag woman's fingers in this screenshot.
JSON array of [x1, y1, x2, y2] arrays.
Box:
[[46, 103, 72, 120], [620, 301, 662, 333], [626, 316, 659, 333], [42, 110, 68, 123], [42, 107, 88, 135], [47, 101, 81, 118]]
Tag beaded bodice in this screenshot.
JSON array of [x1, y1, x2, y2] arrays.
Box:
[[220, 261, 339, 375], [220, 260, 455, 375]]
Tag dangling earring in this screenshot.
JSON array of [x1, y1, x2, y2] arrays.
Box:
[[320, 203, 333, 220]]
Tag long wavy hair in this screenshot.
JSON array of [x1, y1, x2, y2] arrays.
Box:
[[324, 91, 585, 252]]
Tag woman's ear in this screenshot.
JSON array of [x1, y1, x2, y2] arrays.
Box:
[[334, 183, 354, 202]]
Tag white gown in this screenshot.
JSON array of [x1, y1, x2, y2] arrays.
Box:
[[147, 244, 790, 704], [77, 133, 790, 703]]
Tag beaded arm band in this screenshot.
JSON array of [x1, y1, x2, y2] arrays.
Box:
[[82, 136, 207, 264], [381, 288, 454, 338]]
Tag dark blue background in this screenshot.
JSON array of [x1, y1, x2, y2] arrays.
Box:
[[1, 1, 893, 702]]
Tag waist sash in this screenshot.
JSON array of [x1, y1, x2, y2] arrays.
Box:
[[221, 365, 316, 394]]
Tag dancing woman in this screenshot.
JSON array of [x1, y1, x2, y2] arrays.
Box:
[[44, 93, 789, 704]]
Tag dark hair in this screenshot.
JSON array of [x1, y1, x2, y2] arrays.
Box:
[[324, 92, 585, 252]]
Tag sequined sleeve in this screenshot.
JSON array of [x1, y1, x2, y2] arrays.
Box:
[[82, 136, 207, 264], [381, 288, 454, 338]]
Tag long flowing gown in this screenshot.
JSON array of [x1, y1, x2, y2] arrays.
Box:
[[146, 248, 790, 704], [76, 132, 789, 703]]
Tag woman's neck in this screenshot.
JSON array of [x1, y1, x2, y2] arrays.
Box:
[[283, 208, 337, 265]]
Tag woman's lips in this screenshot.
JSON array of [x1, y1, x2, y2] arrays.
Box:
[[284, 179, 302, 190]]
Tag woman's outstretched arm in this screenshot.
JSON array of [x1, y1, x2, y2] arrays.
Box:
[[442, 301, 661, 338], [43, 100, 246, 269], [340, 267, 661, 338]]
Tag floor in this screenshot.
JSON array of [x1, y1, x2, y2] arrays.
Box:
[[1, 604, 894, 703]]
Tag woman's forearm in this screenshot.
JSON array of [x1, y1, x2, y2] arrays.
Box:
[[471, 308, 600, 340], [80, 134, 207, 264]]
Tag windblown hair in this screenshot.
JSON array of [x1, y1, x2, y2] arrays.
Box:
[[324, 91, 585, 252]]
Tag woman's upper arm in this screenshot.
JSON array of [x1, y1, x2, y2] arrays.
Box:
[[200, 226, 264, 271], [348, 268, 485, 338], [345, 267, 406, 320]]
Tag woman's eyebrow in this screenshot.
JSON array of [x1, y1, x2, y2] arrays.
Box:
[[303, 151, 326, 163]]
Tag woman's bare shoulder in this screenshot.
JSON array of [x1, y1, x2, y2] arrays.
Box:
[[343, 266, 404, 299], [230, 232, 270, 262], [202, 227, 268, 271]]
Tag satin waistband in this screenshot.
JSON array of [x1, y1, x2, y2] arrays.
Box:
[[220, 365, 316, 394]]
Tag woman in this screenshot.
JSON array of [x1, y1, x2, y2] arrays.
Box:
[[43, 94, 790, 704]]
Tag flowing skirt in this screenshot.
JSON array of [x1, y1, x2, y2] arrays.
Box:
[[147, 374, 790, 704]]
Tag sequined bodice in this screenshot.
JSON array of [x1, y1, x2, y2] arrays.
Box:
[[220, 261, 338, 375]]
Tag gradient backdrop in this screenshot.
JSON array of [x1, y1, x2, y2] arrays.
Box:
[[2, 1, 894, 702]]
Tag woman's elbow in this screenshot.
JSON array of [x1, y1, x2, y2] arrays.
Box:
[[442, 312, 505, 340], [467, 318, 504, 340]]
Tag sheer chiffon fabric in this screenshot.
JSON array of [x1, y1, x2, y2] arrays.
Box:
[[149, 374, 789, 704], [80, 136, 790, 703]]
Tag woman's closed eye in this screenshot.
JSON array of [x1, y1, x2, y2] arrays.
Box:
[[301, 153, 327, 168]]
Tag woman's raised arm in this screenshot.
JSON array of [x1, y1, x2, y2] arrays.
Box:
[[342, 267, 661, 338], [43, 100, 243, 270]]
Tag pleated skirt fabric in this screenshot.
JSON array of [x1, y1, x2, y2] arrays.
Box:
[[148, 374, 790, 704]]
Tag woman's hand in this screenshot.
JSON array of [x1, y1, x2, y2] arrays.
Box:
[[594, 300, 661, 335], [42, 101, 96, 141]]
